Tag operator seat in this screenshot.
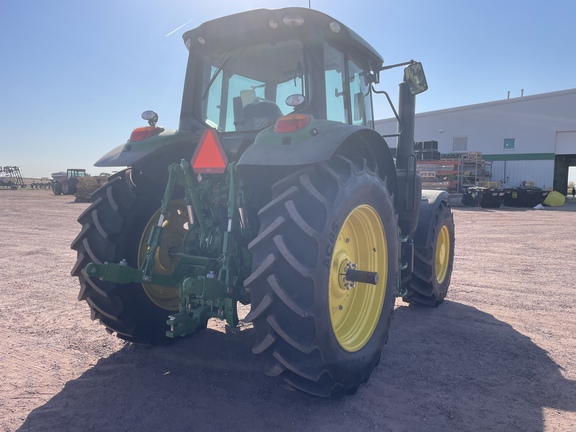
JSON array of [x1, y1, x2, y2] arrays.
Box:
[[238, 98, 282, 131]]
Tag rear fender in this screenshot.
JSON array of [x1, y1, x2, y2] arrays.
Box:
[[236, 121, 398, 198], [413, 189, 451, 248], [95, 129, 198, 170]]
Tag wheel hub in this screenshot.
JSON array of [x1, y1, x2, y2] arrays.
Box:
[[328, 205, 387, 352], [338, 260, 357, 290]]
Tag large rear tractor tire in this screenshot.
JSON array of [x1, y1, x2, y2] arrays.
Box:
[[52, 182, 63, 195], [245, 156, 398, 397], [70, 169, 178, 344], [403, 200, 455, 306], [62, 179, 78, 195]]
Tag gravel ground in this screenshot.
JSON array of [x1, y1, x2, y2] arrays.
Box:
[[1, 189, 575, 432]]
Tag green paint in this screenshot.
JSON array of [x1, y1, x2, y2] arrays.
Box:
[[253, 117, 339, 147], [85, 262, 144, 284], [85, 157, 250, 338], [166, 306, 210, 338], [95, 129, 198, 167], [482, 153, 555, 161]]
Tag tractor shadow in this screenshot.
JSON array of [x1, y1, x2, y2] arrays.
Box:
[[18, 301, 575, 432]]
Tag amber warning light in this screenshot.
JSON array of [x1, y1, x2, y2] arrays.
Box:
[[191, 129, 229, 174]]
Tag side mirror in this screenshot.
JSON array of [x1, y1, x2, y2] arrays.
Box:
[[365, 70, 379, 85], [404, 62, 428, 95], [286, 94, 307, 108], [142, 110, 159, 126]]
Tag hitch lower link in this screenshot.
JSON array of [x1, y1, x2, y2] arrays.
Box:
[[85, 261, 143, 284]]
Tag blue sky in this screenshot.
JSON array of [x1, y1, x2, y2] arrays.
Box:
[[1, 0, 575, 179]]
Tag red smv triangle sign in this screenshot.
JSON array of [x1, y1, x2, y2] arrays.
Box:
[[191, 129, 229, 174]]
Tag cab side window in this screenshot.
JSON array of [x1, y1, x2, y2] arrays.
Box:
[[324, 43, 347, 123], [348, 59, 373, 126], [324, 43, 373, 126]]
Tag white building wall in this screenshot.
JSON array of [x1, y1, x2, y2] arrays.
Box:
[[374, 88, 576, 189], [491, 160, 554, 189], [376, 89, 576, 154], [556, 131, 576, 155]]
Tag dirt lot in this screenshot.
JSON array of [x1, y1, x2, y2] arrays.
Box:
[[1, 189, 575, 432]]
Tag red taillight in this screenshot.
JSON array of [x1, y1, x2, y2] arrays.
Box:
[[274, 114, 311, 133], [191, 129, 229, 174], [129, 126, 159, 142]]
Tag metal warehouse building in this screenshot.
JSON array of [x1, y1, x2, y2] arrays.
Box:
[[375, 88, 576, 193]]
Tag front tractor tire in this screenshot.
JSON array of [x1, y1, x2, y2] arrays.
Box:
[[245, 156, 398, 397], [70, 169, 177, 344], [403, 199, 455, 306]]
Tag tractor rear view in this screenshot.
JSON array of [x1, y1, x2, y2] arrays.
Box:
[[71, 8, 454, 397]]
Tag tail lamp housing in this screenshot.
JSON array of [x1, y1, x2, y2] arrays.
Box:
[[274, 114, 311, 134], [129, 126, 160, 142]]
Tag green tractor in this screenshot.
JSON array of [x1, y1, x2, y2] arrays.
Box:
[[52, 168, 87, 195], [71, 7, 454, 397]]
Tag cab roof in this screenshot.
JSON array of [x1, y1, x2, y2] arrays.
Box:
[[182, 7, 384, 70]]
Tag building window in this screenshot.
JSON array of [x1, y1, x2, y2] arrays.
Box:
[[453, 136, 468, 151], [503, 138, 515, 150]]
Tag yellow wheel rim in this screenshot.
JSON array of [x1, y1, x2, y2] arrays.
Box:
[[138, 200, 187, 311], [435, 225, 450, 284], [328, 205, 387, 352]]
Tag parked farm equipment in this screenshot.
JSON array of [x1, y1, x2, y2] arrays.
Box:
[[51, 169, 108, 201], [30, 178, 54, 189], [0, 166, 26, 189], [463, 185, 552, 208], [51, 169, 86, 195], [71, 8, 455, 397]]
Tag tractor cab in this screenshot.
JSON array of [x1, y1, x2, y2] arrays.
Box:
[[67, 169, 87, 179], [180, 8, 383, 135]]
